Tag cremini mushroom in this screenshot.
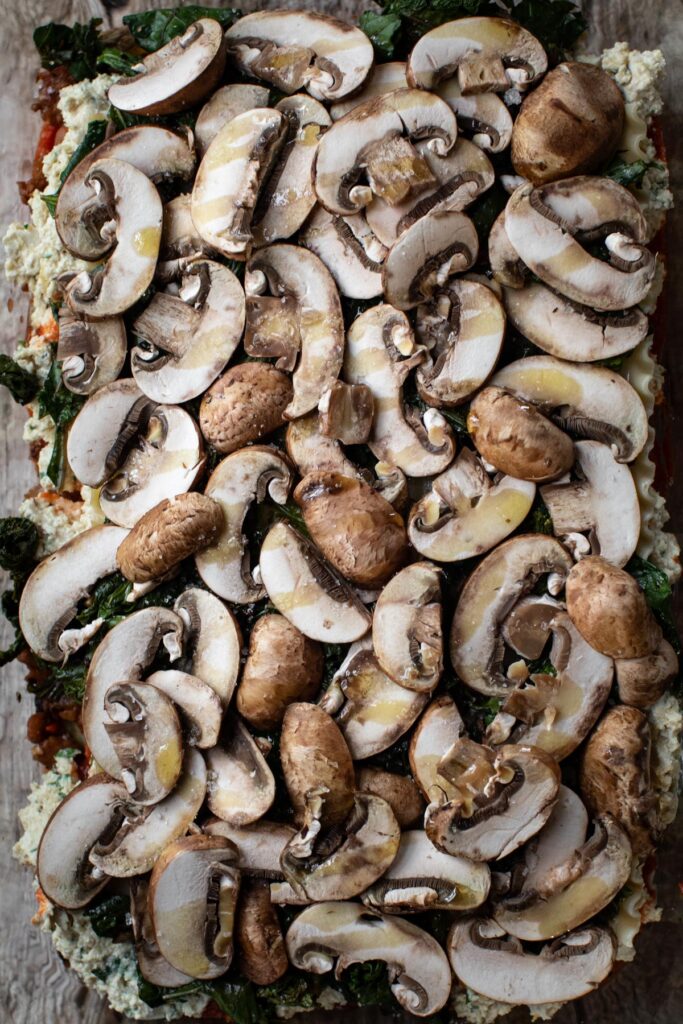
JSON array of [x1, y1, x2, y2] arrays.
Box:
[[299, 206, 387, 299], [156, 194, 214, 280], [199, 362, 293, 454], [409, 696, 465, 805], [173, 588, 242, 707], [286, 412, 360, 479], [615, 637, 679, 708], [236, 880, 288, 985], [206, 818, 295, 881], [66, 378, 148, 487], [130, 877, 196, 989], [355, 767, 425, 828], [372, 562, 443, 691], [436, 78, 513, 152], [489, 209, 527, 288], [57, 308, 127, 395], [205, 717, 276, 826], [195, 83, 270, 156], [318, 381, 374, 444], [145, 669, 223, 749], [116, 493, 223, 583], [330, 61, 408, 120]]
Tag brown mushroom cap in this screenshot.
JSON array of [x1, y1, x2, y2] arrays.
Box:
[[236, 880, 288, 985], [280, 702, 355, 830], [116, 493, 224, 582], [565, 556, 662, 659], [615, 637, 679, 709], [199, 362, 293, 454], [356, 767, 425, 829]]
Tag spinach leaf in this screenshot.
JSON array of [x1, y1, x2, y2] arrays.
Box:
[[512, 0, 587, 63], [0, 355, 39, 405], [33, 19, 104, 81], [97, 48, 138, 76], [42, 119, 108, 217], [85, 893, 130, 938], [40, 193, 59, 216], [207, 980, 268, 1024], [0, 517, 39, 573], [606, 158, 651, 189], [359, 11, 403, 58], [76, 572, 133, 626], [36, 358, 85, 486], [528, 496, 553, 535], [342, 960, 396, 1009], [124, 7, 239, 52], [626, 555, 680, 653]]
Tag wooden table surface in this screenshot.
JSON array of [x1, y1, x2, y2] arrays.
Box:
[[1, 2, 681, 1022]]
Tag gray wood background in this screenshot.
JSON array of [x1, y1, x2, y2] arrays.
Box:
[[0, 2, 681, 1022]]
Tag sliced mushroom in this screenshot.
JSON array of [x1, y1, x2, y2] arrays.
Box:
[[448, 919, 616, 1005], [195, 446, 291, 604], [408, 448, 535, 562], [415, 278, 505, 407], [130, 877, 196, 989], [236, 880, 288, 985], [149, 834, 239, 980], [363, 829, 490, 913], [66, 379, 148, 487], [18, 524, 127, 662], [285, 902, 452, 1017], [299, 206, 387, 299], [109, 18, 226, 116], [372, 562, 443, 691], [344, 304, 455, 477], [199, 362, 293, 454], [116, 493, 223, 583], [489, 209, 527, 288], [615, 637, 679, 709], [425, 739, 561, 861], [36, 775, 128, 909], [205, 717, 275, 826], [65, 160, 162, 318], [356, 768, 425, 828], [57, 309, 127, 395], [492, 354, 649, 463], [319, 381, 374, 444], [174, 588, 242, 707], [409, 696, 465, 804], [157, 194, 214, 280], [195, 83, 270, 157], [146, 669, 223, 749], [259, 521, 371, 643], [286, 412, 360, 478], [225, 11, 374, 100], [330, 61, 408, 120], [436, 78, 513, 152], [206, 818, 295, 880], [450, 535, 573, 697]]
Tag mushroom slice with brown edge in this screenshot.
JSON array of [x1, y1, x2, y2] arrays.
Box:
[[131, 259, 246, 404], [450, 534, 573, 697], [356, 768, 425, 829], [362, 829, 490, 913], [425, 739, 561, 861], [18, 524, 127, 662], [55, 125, 194, 261], [372, 562, 443, 691], [130, 877, 196, 989], [82, 606, 184, 779], [492, 355, 649, 463], [66, 378, 148, 487], [415, 277, 505, 407], [103, 680, 183, 804], [195, 446, 291, 604], [383, 209, 479, 311], [408, 449, 535, 563], [89, 747, 207, 877], [294, 471, 408, 588], [65, 159, 162, 318], [299, 206, 386, 300], [174, 588, 242, 707], [540, 440, 640, 567], [236, 614, 323, 732], [259, 521, 371, 643], [615, 637, 679, 709], [320, 641, 428, 760], [286, 902, 452, 1017], [436, 78, 513, 153], [145, 669, 223, 749], [206, 818, 295, 880], [286, 412, 360, 478], [493, 814, 632, 939], [504, 282, 649, 362], [109, 18, 226, 116], [37, 775, 128, 909], [191, 108, 288, 259], [205, 717, 275, 826], [318, 381, 374, 444], [314, 89, 457, 216], [330, 61, 408, 120], [236, 880, 288, 985], [225, 11, 373, 101], [501, 594, 561, 661], [195, 83, 270, 157], [149, 834, 240, 980], [489, 209, 527, 289], [199, 362, 293, 455], [57, 308, 126, 395], [157, 194, 214, 281], [448, 919, 616, 1006], [409, 695, 465, 804], [344, 304, 455, 477], [245, 244, 344, 419], [252, 94, 331, 247], [407, 17, 547, 93]]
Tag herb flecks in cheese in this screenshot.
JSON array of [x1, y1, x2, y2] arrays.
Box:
[[19, 486, 105, 556]]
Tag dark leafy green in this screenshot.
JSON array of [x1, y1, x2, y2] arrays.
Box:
[[342, 960, 396, 1009], [626, 555, 681, 653], [85, 893, 130, 938], [76, 572, 133, 627], [36, 358, 86, 486], [97, 47, 138, 76], [528, 496, 553, 535], [0, 355, 39, 405], [606, 158, 651, 189], [33, 19, 104, 81], [123, 7, 239, 52], [0, 517, 39, 573], [1, 578, 25, 667], [206, 980, 268, 1023], [359, 11, 403, 58]]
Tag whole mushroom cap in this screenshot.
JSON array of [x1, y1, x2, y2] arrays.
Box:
[[280, 702, 355, 830]]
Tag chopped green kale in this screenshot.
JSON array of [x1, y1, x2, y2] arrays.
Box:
[[0, 355, 39, 405], [123, 7, 240, 52], [33, 19, 104, 81]]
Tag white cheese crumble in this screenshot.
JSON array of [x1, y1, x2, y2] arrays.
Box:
[[12, 747, 79, 867], [598, 43, 666, 119], [650, 692, 683, 827], [452, 988, 514, 1024], [610, 858, 661, 962], [19, 486, 105, 556]]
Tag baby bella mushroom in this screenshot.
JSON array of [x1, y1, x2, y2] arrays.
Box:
[[200, 362, 293, 454], [372, 561, 443, 691], [235, 881, 289, 985], [116, 493, 223, 583]]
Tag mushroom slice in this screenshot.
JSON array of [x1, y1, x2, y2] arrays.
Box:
[[206, 819, 295, 880], [363, 829, 490, 913], [407, 17, 547, 93], [66, 379, 149, 487], [286, 412, 360, 478], [56, 125, 194, 260], [195, 83, 270, 157], [146, 669, 223, 749], [57, 308, 127, 395], [356, 768, 425, 828], [37, 775, 128, 909], [319, 381, 374, 444], [108, 18, 226, 116], [245, 245, 344, 418], [130, 877, 196, 989], [615, 637, 679, 709], [492, 355, 649, 463], [89, 747, 207, 878], [436, 78, 513, 152], [157, 194, 215, 280], [131, 260, 245, 404], [409, 696, 465, 804], [314, 89, 457, 216], [448, 919, 616, 1005], [18, 524, 127, 662], [252, 95, 331, 246], [501, 595, 561, 660], [225, 11, 373, 100], [409, 449, 535, 563], [206, 717, 275, 826], [541, 440, 640, 567], [372, 562, 443, 691], [414, 278, 505, 407], [83, 607, 185, 779], [489, 209, 527, 289], [382, 210, 478, 310], [195, 446, 292, 604], [344, 304, 455, 477], [286, 902, 452, 1017], [450, 535, 573, 697], [236, 880, 289, 985], [504, 181, 655, 311], [174, 588, 241, 706], [300, 206, 386, 300], [330, 61, 408, 120], [65, 160, 162, 318], [259, 521, 371, 643], [425, 740, 561, 861], [320, 642, 428, 760], [149, 834, 240, 980], [493, 814, 632, 939], [100, 405, 204, 528], [191, 108, 288, 259], [504, 282, 649, 363], [104, 681, 183, 804]]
